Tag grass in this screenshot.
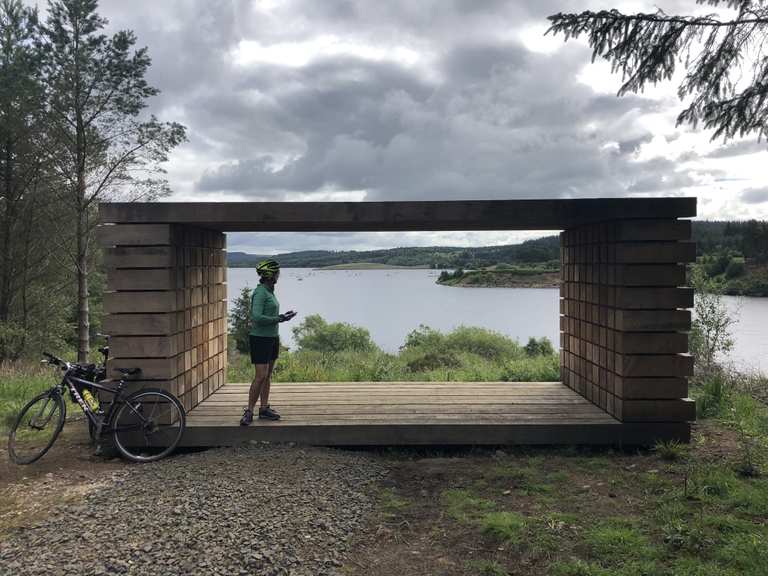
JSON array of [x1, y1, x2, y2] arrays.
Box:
[[0, 361, 59, 432], [352, 418, 768, 576], [227, 348, 560, 383]]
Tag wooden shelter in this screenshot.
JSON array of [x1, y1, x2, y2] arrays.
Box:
[[98, 198, 696, 446]]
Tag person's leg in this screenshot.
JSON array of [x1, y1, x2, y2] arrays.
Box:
[[259, 361, 276, 409], [248, 363, 269, 411]]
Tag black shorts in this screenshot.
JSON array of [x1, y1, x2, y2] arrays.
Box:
[[249, 336, 280, 364]]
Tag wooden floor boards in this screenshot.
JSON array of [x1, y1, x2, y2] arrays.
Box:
[[180, 382, 689, 446]]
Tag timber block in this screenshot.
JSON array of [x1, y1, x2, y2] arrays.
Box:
[[614, 377, 689, 400], [615, 354, 694, 378], [102, 313, 179, 336], [615, 310, 691, 332], [105, 246, 176, 268], [613, 219, 692, 241], [616, 398, 696, 422], [614, 242, 696, 264], [614, 332, 688, 355], [104, 291, 178, 314], [96, 224, 174, 246]]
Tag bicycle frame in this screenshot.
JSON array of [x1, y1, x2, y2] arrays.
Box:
[[62, 373, 125, 432]]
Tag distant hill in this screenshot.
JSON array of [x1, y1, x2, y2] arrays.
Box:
[[227, 221, 768, 273], [226, 235, 562, 269]]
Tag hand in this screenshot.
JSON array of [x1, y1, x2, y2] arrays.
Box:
[[284, 310, 297, 321]]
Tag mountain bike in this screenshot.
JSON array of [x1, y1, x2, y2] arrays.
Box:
[[8, 352, 186, 464]]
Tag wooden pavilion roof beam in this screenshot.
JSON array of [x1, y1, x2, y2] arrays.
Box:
[[99, 198, 696, 232]]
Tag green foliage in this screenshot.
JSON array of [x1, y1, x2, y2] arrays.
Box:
[[480, 511, 526, 543], [548, 5, 768, 143], [229, 236, 562, 269], [292, 314, 377, 353], [690, 265, 735, 375], [584, 519, 656, 563], [0, 361, 58, 431], [441, 488, 495, 523], [229, 287, 252, 354], [654, 440, 689, 462], [725, 257, 746, 279], [524, 337, 555, 357]]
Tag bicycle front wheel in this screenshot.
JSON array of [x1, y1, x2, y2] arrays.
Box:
[[112, 388, 186, 462], [8, 390, 66, 465]]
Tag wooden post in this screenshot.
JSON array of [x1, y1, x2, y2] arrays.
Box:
[[98, 223, 227, 412], [560, 219, 695, 440]]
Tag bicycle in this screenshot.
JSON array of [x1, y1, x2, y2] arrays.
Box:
[[8, 352, 186, 464]]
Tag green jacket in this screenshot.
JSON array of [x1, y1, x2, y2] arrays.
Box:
[[249, 283, 280, 337]]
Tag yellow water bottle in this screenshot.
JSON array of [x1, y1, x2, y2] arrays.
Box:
[[83, 389, 100, 411]]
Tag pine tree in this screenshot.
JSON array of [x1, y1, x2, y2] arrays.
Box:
[[548, 1, 768, 142], [39, 0, 186, 361], [230, 287, 253, 354]]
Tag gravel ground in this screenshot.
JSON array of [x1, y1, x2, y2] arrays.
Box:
[[0, 444, 389, 576]]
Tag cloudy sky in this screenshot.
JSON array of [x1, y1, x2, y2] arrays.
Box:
[[60, 1, 768, 253]]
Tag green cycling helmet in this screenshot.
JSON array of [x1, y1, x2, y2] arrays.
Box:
[[256, 259, 280, 279]]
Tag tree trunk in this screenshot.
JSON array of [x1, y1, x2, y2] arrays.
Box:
[[76, 183, 89, 363], [0, 140, 15, 323]]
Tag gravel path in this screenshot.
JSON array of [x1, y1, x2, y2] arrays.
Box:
[[0, 444, 388, 576]]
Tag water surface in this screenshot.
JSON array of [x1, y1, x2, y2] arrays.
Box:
[[227, 268, 767, 371]]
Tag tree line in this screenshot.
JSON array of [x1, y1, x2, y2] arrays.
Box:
[[0, 0, 185, 362]]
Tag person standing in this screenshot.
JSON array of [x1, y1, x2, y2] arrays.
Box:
[[240, 259, 296, 425]]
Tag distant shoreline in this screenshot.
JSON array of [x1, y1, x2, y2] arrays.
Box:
[[314, 262, 431, 270], [438, 269, 561, 289]]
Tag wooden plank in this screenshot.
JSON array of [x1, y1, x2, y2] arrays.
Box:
[[614, 287, 694, 310], [107, 269, 175, 291], [615, 242, 696, 264], [200, 396, 590, 404], [190, 405, 607, 416], [96, 224, 173, 246], [614, 377, 688, 400], [104, 292, 177, 314], [178, 422, 689, 446], [614, 265, 686, 287], [616, 398, 696, 422], [102, 313, 177, 336], [615, 310, 691, 332], [105, 246, 175, 268], [615, 354, 694, 378], [106, 357, 179, 380], [99, 198, 697, 232], [615, 332, 688, 354], [614, 220, 691, 241], [109, 336, 178, 358]]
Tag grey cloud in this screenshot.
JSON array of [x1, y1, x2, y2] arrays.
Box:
[[705, 139, 767, 158], [741, 187, 768, 204]]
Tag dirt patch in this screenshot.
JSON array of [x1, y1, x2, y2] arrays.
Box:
[[345, 423, 764, 576], [0, 423, 127, 534]]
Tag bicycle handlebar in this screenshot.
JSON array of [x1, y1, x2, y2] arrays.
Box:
[[42, 352, 70, 370]]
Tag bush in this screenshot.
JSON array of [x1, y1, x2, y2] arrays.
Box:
[[229, 286, 253, 354], [725, 257, 746, 279], [292, 314, 378, 353], [444, 326, 522, 361], [524, 337, 555, 357]]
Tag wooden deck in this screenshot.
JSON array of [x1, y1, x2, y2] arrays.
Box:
[[181, 382, 689, 446]]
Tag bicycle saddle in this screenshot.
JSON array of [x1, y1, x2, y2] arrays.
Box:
[[114, 367, 141, 376]]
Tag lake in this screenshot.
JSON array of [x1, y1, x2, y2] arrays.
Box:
[[227, 268, 768, 372]]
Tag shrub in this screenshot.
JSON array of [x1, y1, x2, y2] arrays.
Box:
[[229, 286, 253, 354], [444, 326, 522, 361], [292, 314, 378, 353], [690, 265, 735, 375], [725, 257, 746, 279], [405, 350, 461, 372], [524, 337, 555, 357]]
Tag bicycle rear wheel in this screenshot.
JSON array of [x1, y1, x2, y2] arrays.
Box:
[[111, 388, 185, 462], [8, 390, 66, 465]]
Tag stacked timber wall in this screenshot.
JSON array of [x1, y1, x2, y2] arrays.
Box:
[[98, 224, 227, 412], [560, 219, 696, 433]]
